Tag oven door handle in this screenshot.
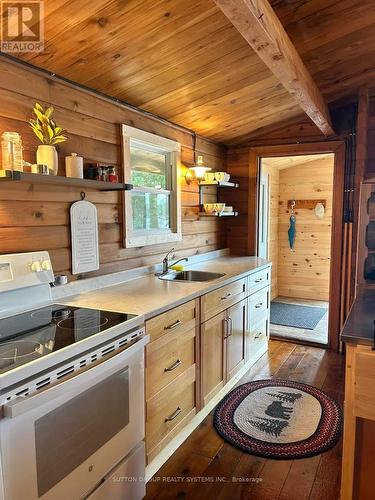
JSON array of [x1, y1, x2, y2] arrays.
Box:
[[2, 334, 149, 419]]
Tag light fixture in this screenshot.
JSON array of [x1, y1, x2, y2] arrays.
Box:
[[185, 155, 211, 184]]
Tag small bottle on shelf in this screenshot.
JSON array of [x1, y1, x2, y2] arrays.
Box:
[[108, 166, 118, 183], [96, 167, 103, 181]]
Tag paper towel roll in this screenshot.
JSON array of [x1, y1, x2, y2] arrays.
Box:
[[65, 153, 83, 178]]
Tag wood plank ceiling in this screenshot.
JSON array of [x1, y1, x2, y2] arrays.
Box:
[[262, 153, 334, 170], [11, 0, 375, 145]]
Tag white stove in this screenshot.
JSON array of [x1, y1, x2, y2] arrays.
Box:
[[0, 252, 148, 500]]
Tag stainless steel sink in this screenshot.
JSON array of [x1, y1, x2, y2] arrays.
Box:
[[158, 270, 225, 282]]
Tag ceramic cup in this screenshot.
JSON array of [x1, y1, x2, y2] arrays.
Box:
[[204, 203, 216, 214], [215, 203, 226, 213], [214, 172, 226, 181], [204, 172, 215, 181]]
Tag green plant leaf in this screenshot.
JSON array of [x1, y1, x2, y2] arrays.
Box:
[[34, 128, 45, 142], [52, 136, 68, 144], [45, 106, 54, 119], [29, 121, 45, 143], [33, 108, 47, 123], [47, 125, 54, 141], [40, 123, 50, 144]]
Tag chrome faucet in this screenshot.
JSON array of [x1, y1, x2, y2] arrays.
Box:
[[158, 248, 188, 275]]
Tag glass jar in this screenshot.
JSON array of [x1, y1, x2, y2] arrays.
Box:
[[1, 132, 23, 172], [108, 166, 118, 183]]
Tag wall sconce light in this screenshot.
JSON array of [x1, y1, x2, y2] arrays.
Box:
[[185, 155, 211, 184]]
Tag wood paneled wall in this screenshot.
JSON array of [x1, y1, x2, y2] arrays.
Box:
[[224, 148, 251, 256], [0, 58, 226, 279], [277, 157, 334, 301]]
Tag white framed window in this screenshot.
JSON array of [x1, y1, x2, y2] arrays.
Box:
[[121, 125, 182, 248]]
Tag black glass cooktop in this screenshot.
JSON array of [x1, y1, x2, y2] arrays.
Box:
[[0, 304, 137, 374]]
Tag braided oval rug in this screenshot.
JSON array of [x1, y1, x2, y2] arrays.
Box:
[[214, 379, 342, 459]]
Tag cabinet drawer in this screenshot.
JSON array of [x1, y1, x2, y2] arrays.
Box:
[[145, 299, 196, 342], [248, 268, 270, 294], [246, 315, 268, 363], [146, 365, 196, 456], [146, 327, 195, 399], [201, 278, 247, 322], [248, 287, 269, 323]]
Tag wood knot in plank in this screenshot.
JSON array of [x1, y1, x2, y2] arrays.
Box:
[[97, 17, 108, 27]]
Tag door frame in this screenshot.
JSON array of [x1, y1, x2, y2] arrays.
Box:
[[249, 141, 346, 350], [258, 168, 270, 259]]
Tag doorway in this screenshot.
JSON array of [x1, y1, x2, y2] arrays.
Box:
[[252, 143, 345, 350]]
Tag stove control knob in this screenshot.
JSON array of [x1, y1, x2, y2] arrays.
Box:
[[31, 261, 41, 272], [41, 259, 51, 271]]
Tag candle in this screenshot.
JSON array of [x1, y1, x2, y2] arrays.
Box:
[[65, 153, 83, 178]]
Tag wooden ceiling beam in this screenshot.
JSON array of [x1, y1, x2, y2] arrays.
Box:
[[213, 0, 335, 136]]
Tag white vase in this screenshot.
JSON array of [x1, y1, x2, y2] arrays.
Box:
[[36, 145, 58, 175]]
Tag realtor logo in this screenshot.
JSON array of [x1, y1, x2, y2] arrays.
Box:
[[1, 1, 44, 52]]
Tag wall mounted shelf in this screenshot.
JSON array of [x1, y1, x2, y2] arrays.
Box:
[[199, 211, 238, 217], [198, 178, 239, 218], [199, 179, 239, 208], [199, 180, 239, 188], [0, 171, 133, 191]]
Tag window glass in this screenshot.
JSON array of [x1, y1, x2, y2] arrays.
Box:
[[131, 192, 170, 230], [130, 146, 169, 190]]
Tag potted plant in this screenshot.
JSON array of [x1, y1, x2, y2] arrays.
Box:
[[29, 103, 68, 175]]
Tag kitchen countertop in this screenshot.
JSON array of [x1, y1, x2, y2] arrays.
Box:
[[59, 256, 270, 320], [341, 289, 375, 346]]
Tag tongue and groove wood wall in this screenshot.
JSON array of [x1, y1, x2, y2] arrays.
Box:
[[0, 58, 226, 279]]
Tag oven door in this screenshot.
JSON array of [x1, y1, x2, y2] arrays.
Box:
[[0, 335, 148, 500]]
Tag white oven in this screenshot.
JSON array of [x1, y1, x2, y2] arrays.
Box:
[[0, 335, 148, 500]]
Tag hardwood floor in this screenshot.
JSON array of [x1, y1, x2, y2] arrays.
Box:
[[270, 297, 329, 345], [145, 340, 344, 500]]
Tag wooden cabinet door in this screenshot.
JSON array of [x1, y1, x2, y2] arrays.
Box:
[[201, 310, 227, 406], [227, 299, 246, 380]]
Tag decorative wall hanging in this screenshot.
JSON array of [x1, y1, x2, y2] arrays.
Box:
[[70, 192, 99, 275], [288, 200, 296, 250]]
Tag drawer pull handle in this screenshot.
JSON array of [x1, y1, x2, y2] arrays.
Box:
[[164, 319, 181, 330], [165, 407, 182, 422], [255, 278, 263, 283], [254, 302, 263, 308], [254, 332, 263, 339], [164, 359, 181, 372], [228, 317, 233, 336], [221, 292, 232, 300]]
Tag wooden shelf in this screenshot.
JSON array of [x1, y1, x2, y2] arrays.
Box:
[[199, 211, 238, 217], [199, 180, 239, 188], [0, 171, 133, 191]]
